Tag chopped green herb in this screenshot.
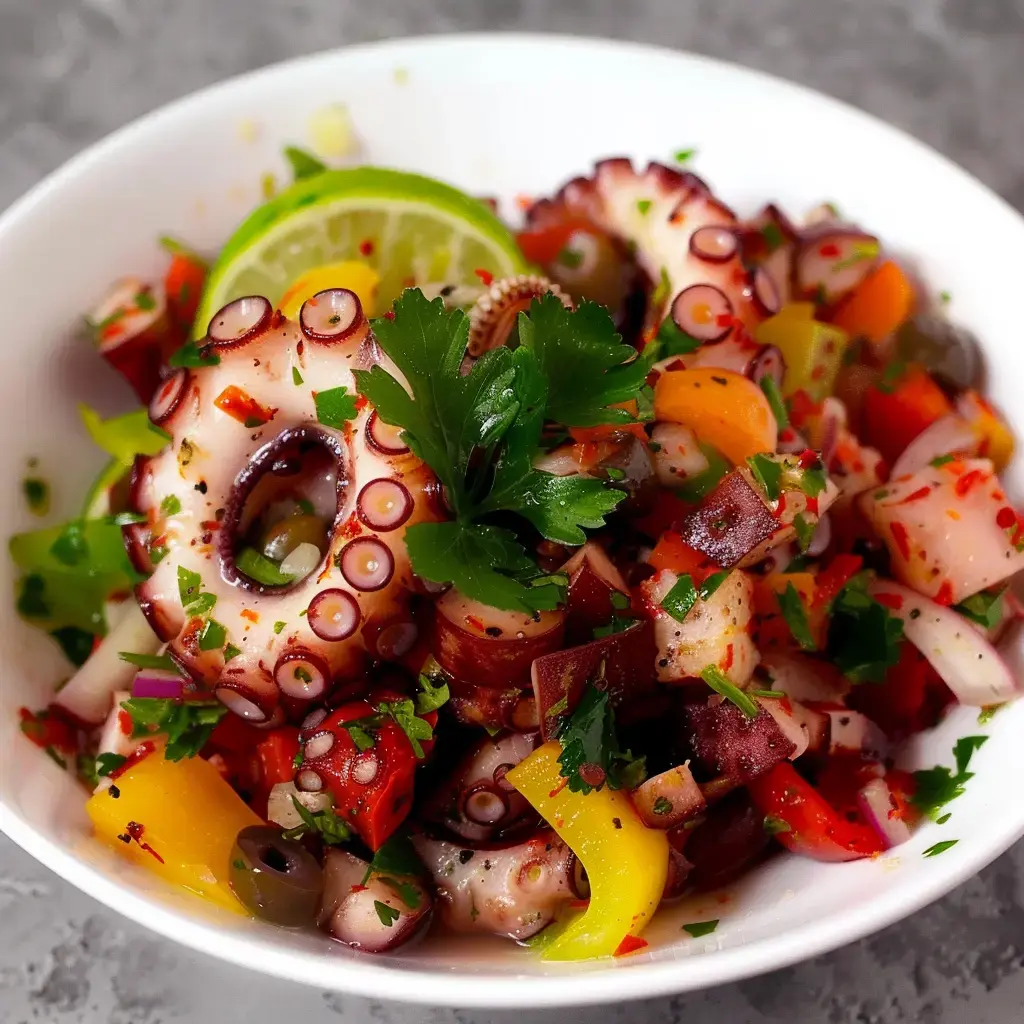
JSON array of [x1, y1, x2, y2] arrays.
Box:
[[283, 145, 328, 181], [273, 620, 287, 634], [699, 570, 731, 602], [650, 315, 703, 358], [661, 574, 698, 622], [936, 813, 952, 825], [118, 651, 180, 672], [16, 574, 50, 618], [760, 376, 789, 429], [747, 453, 783, 501], [314, 387, 359, 429], [557, 247, 584, 269], [177, 565, 216, 617], [378, 876, 422, 910], [363, 831, 425, 884], [912, 735, 988, 820], [415, 672, 450, 715], [652, 796, 673, 816], [792, 512, 814, 552], [700, 665, 759, 719], [23, 477, 50, 516], [50, 521, 89, 567], [120, 697, 227, 761], [374, 900, 401, 927], [283, 795, 353, 845], [954, 589, 1004, 631], [160, 495, 182, 517], [759, 222, 784, 253], [763, 815, 792, 835], [45, 745, 67, 769], [169, 340, 221, 369], [51, 626, 95, 666], [377, 698, 434, 759], [778, 582, 816, 651], [235, 547, 295, 586], [556, 684, 646, 794], [939, 290, 952, 304], [748, 689, 785, 698], [877, 360, 907, 395], [923, 840, 958, 858], [978, 704, 1005, 726], [77, 753, 99, 787], [673, 148, 697, 164], [198, 618, 227, 652], [827, 573, 904, 681], [929, 453, 955, 468], [682, 920, 718, 938], [223, 643, 242, 662], [96, 752, 127, 777], [292, 366, 304, 386], [636, 199, 652, 216]]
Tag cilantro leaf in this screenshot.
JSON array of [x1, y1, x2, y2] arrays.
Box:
[[415, 672, 450, 715], [792, 512, 814, 552], [923, 840, 958, 858], [661, 574, 698, 622], [763, 815, 792, 835], [118, 651, 180, 672], [96, 752, 127, 777], [314, 387, 359, 429], [747, 453, 783, 501], [283, 145, 328, 180], [374, 900, 401, 927], [377, 698, 434, 759], [51, 626, 94, 666], [119, 697, 227, 761], [556, 684, 645, 794], [282, 795, 353, 845], [778, 582, 817, 651], [363, 831, 425, 883], [827, 573, 904, 682], [50, 521, 89, 567], [954, 589, 1005, 630], [911, 735, 988, 820], [168, 340, 220, 369], [516, 295, 653, 427], [682, 920, 718, 937], [648, 316, 703, 358]]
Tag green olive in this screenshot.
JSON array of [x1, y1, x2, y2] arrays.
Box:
[[261, 515, 328, 562], [895, 315, 979, 391], [229, 825, 324, 927]]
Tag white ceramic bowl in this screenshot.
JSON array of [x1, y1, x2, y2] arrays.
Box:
[[0, 34, 1022, 1008]]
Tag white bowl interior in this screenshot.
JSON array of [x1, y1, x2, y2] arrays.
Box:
[[0, 35, 1022, 1008]]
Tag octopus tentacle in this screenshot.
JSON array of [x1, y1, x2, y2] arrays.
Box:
[[128, 288, 440, 720], [467, 274, 572, 356]]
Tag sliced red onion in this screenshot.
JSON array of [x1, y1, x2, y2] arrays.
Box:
[[807, 512, 832, 557], [338, 537, 394, 592], [131, 669, 184, 700], [889, 413, 978, 479], [303, 731, 335, 760], [357, 478, 413, 532], [796, 231, 880, 303], [758, 652, 852, 703], [857, 777, 912, 849], [351, 752, 380, 786], [296, 768, 324, 792], [274, 649, 330, 701], [755, 696, 810, 760], [751, 268, 781, 316], [671, 284, 734, 343], [207, 295, 272, 347], [307, 588, 360, 642], [689, 225, 738, 263], [148, 369, 189, 425], [299, 288, 368, 345], [215, 683, 269, 723], [748, 344, 786, 389], [365, 411, 410, 455], [868, 580, 1021, 706], [461, 784, 511, 826]]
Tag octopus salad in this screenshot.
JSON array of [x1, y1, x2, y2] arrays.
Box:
[[12, 155, 1023, 961]]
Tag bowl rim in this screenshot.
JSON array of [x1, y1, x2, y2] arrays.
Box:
[[1, 31, 1023, 1009]]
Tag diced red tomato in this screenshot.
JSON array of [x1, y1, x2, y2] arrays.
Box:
[[164, 253, 207, 334], [862, 364, 953, 464], [648, 531, 720, 582], [515, 217, 592, 265], [747, 762, 884, 862]]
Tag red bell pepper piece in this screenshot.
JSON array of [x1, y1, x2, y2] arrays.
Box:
[[747, 762, 884, 862], [164, 252, 207, 335], [256, 728, 301, 790], [862, 364, 953, 464]]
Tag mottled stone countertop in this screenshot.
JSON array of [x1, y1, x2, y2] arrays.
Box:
[[1, 1, 1023, 1021]]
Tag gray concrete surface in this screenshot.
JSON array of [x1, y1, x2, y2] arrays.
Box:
[[1, 0, 1023, 1021]]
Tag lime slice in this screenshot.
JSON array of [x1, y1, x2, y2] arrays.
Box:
[[195, 167, 526, 335]]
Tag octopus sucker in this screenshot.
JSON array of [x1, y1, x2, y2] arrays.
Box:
[[127, 288, 440, 717], [467, 274, 572, 356]]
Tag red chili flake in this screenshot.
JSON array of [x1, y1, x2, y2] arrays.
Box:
[[515, 193, 534, 211], [383, 310, 395, 321], [890, 522, 911, 561], [350, 884, 368, 894], [935, 580, 954, 606], [125, 821, 165, 864], [798, 449, 818, 470], [806, 496, 819, 516], [723, 643, 735, 671], [548, 776, 570, 799], [899, 486, 932, 504], [715, 313, 732, 328], [465, 615, 487, 632], [240, 608, 259, 624], [474, 268, 495, 286], [359, 238, 375, 257], [819, 242, 841, 258], [117, 709, 133, 735], [109, 741, 155, 780], [199, 520, 221, 531], [874, 592, 904, 610], [954, 468, 985, 497], [568, 898, 591, 910], [614, 935, 649, 957], [996, 506, 1016, 529], [779, 427, 795, 443], [214, 385, 276, 427]]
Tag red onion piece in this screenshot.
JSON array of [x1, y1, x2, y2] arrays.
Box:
[[307, 588, 360, 641], [751, 268, 781, 316], [365, 411, 410, 455], [689, 225, 738, 263], [857, 777, 912, 849], [356, 478, 413, 532], [273, 650, 330, 701], [671, 284, 734, 343], [131, 669, 184, 700], [561, 542, 631, 643], [338, 537, 395, 592], [748, 344, 786, 390], [206, 295, 272, 348], [632, 764, 706, 829], [299, 288, 368, 345], [148, 369, 190, 425], [759, 651, 852, 703], [807, 512, 832, 557], [889, 413, 978, 479], [868, 581, 1021, 706], [676, 470, 777, 568], [531, 620, 657, 739]]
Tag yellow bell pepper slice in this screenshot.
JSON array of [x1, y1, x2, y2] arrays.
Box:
[[278, 260, 380, 319], [507, 741, 669, 960], [87, 753, 261, 913], [755, 303, 849, 401], [654, 367, 779, 465]]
